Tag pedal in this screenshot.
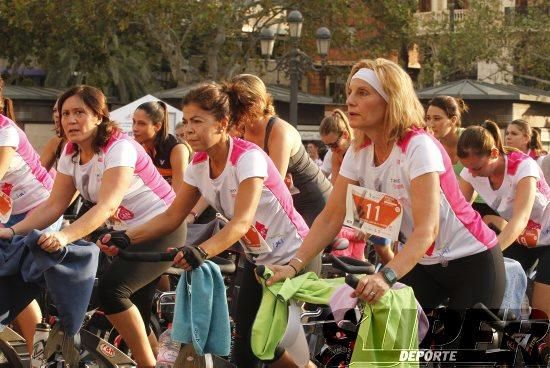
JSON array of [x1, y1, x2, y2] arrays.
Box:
[[174, 344, 213, 368], [44, 324, 80, 366]]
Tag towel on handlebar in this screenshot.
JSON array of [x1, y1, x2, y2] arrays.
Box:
[[172, 260, 230, 356], [252, 267, 346, 360], [350, 285, 420, 366], [0, 230, 99, 336]]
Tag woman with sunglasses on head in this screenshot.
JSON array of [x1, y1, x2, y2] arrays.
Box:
[[505, 119, 547, 165], [266, 58, 505, 311], [457, 120, 550, 321], [226, 74, 332, 228], [320, 109, 394, 263], [0, 85, 185, 367]]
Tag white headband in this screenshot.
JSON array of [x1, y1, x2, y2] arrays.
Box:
[[351, 68, 388, 102]]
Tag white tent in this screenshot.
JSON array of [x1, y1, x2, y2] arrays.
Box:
[[109, 95, 183, 137]]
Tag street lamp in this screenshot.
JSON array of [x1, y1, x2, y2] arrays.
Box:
[[259, 10, 331, 127]]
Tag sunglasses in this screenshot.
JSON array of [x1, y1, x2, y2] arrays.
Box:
[[325, 132, 343, 149]]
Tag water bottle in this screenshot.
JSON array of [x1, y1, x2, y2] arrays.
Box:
[[31, 322, 51, 368], [156, 325, 181, 368]]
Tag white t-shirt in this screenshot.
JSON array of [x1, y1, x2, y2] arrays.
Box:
[[321, 149, 332, 177], [340, 129, 497, 265], [461, 151, 550, 246], [184, 137, 309, 265], [57, 132, 175, 229], [0, 115, 53, 216]]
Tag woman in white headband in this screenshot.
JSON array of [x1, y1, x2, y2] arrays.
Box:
[[266, 58, 505, 312]]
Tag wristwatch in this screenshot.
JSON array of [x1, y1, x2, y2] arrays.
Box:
[[380, 267, 398, 287]]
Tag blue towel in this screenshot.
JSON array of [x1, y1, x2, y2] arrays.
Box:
[[0, 230, 99, 336], [172, 260, 230, 356]]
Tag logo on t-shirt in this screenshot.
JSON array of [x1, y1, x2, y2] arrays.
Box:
[[114, 206, 135, 221], [1, 183, 13, 196]]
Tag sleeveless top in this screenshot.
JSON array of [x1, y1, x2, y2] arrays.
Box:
[[145, 134, 184, 184], [263, 117, 332, 225]]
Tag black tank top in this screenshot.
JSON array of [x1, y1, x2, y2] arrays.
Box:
[[148, 134, 183, 184], [263, 117, 332, 196]]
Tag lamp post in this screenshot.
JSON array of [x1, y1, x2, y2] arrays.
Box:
[[259, 10, 331, 127]]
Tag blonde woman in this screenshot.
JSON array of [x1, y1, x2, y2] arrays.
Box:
[[267, 58, 505, 310]]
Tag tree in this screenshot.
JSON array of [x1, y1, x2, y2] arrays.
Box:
[[416, 0, 549, 90]]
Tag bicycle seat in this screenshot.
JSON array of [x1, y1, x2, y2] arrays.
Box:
[[329, 255, 375, 275]]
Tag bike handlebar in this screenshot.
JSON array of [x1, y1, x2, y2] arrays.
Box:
[[118, 248, 179, 262], [117, 248, 237, 274]]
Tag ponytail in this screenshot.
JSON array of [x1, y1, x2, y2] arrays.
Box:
[[458, 120, 513, 158], [2, 98, 16, 121], [319, 109, 354, 140], [427, 95, 468, 127], [529, 127, 546, 156]]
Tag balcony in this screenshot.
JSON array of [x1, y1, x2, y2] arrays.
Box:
[[415, 9, 469, 34]]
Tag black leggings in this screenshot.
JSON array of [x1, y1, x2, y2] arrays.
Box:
[[232, 255, 321, 367], [400, 246, 505, 309], [97, 222, 186, 334], [504, 242, 550, 284]]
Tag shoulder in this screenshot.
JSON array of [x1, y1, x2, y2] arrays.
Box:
[[230, 137, 265, 165], [507, 151, 535, 176]]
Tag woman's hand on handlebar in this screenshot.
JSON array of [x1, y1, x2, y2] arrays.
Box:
[[265, 264, 296, 286], [172, 245, 205, 271], [352, 273, 390, 304], [96, 230, 131, 256], [37, 231, 68, 253]]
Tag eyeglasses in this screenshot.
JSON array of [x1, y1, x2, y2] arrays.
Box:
[[324, 132, 343, 149]]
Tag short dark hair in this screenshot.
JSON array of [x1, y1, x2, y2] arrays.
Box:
[[58, 85, 121, 154]]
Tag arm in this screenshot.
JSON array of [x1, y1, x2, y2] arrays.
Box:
[[57, 166, 134, 244], [330, 151, 343, 184], [267, 125, 293, 178], [458, 177, 478, 203], [174, 177, 264, 268], [186, 196, 210, 224], [266, 173, 353, 285], [10, 173, 76, 235], [0, 146, 15, 180], [497, 176, 536, 249], [126, 181, 200, 244], [198, 177, 263, 256], [169, 143, 189, 193], [352, 172, 441, 303], [40, 136, 63, 172]]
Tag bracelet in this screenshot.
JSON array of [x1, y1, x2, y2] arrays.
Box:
[[288, 263, 298, 277], [8, 227, 15, 238], [189, 211, 199, 221], [195, 245, 209, 260], [292, 257, 304, 264]]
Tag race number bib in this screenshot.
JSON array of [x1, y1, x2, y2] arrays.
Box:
[[216, 213, 272, 254], [517, 227, 539, 248], [344, 184, 403, 241], [0, 190, 13, 223]]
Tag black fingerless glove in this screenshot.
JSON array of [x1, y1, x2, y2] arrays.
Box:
[[100, 230, 131, 250], [182, 245, 206, 269]]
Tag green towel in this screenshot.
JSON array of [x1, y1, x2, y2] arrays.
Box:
[[252, 267, 345, 360], [350, 286, 419, 367]]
